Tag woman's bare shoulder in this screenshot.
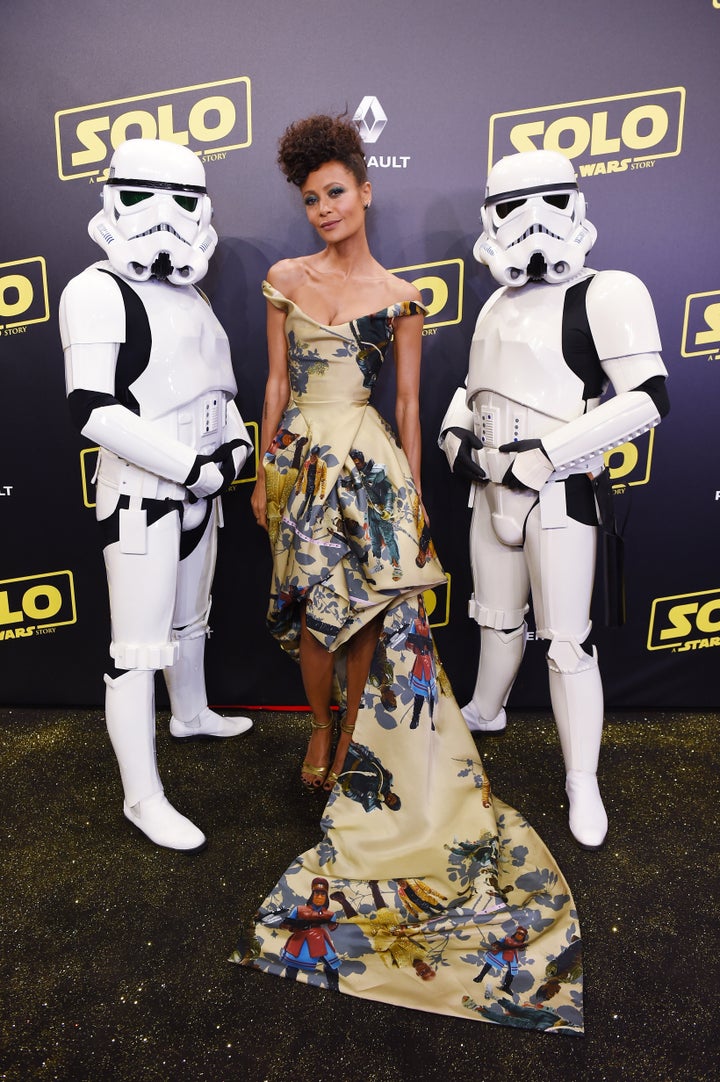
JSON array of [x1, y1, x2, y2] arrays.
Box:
[[384, 270, 423, 306], [266, 258, 310, 295]]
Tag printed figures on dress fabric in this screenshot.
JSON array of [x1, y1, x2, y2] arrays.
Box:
[[439, 149, 670, 850], [59, 138, 254, 852], [276, 877, 341, 989], [473, 924, 529, 993], [407, 593, 438, 730]]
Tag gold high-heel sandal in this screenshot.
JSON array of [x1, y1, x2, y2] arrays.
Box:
[[324, 720, 355, 791], [301, 717, 333, 794]]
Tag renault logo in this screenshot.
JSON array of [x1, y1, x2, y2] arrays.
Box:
[[354, 96, 388, 144]]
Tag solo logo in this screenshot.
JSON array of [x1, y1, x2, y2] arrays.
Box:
[[79, 422, 259, 508], [55, 77, 252, 182], [648, 587, 720, 652], [605, 429, 656, 493], [390, 259, 464, 332], [425, 575, 452, 630], [681, 289, 720, 361], [0, 258, 50, 332], [489, 88, 685, 177], [0, 570, 77, 640]]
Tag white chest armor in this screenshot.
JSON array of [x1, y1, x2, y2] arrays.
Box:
[[127, 278, 237, 455], [467, 276, 597, 448]]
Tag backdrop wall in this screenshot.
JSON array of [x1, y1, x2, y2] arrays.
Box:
[[2, 0, 718, 710]]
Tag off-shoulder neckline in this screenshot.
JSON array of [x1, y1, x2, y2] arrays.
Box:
[[262, 280, 426, 329]]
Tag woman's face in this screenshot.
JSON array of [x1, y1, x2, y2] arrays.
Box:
[[300, 160, 371, 244]]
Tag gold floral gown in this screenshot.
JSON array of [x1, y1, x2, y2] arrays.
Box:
[[232, 282, 584, 1034]]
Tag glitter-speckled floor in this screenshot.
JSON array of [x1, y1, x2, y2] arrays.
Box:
[[1, 706, 718, 1082]]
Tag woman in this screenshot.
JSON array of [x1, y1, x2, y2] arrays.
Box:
[[251, 113, 445, 793], [238, 115, 584, 1033]]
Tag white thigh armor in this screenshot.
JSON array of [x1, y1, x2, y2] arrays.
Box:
[[102, 500, 219, 669], [103, 508, 185, 670], [468, 483, 595, 640]]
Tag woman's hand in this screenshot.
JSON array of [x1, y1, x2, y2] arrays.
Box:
[[251, 476, 268, 530]]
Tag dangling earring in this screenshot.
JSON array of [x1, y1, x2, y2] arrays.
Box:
[[364, 203, 371, 211]]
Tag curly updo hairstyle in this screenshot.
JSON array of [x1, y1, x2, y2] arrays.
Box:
[[277, 113, 368, 188]]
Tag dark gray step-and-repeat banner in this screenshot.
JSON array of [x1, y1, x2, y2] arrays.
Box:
[[2, 1, 718, 710]]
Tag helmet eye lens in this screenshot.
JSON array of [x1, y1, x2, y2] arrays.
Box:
[[119, 190, 153, 207], [117, 191, 198, 212], [543, 193, 570, 210], [173, 194, 198, 212], [495, 198, 525, 220]]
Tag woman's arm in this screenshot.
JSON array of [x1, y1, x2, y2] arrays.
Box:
[[393, 310, 424, 504], [250, 297, 291, 529]]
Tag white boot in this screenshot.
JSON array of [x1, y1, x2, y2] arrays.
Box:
[[548, 649, 608, 850], [461, 624, 526, 734], [104, 669, 206, 852], [169, 705, 253, 739], [462, 703, 507, 733], [164, 630, 252, 739], [564, 771, 608, 851], [123, 790, 207, 852]]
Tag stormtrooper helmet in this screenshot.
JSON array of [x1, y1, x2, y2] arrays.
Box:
[[473, 150, 596, 287], [88, 139, 217, 285]]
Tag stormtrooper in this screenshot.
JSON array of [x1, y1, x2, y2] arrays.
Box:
[[59, 138, 254, 852], [439, 149, 669, 849]]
